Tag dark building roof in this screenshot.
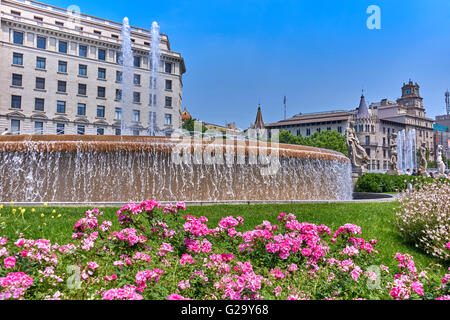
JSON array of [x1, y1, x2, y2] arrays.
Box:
[[253, 107, 265, 129], [356, 95, 370, 118]]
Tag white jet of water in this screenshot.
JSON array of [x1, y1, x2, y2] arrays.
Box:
[[120, 17, 134, 135], [397, 129, 417, 172], [149, 21, 161, 136]]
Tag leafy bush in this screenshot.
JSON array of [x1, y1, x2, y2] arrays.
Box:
[[0, 201, 448, 300], [396, 180, 450, 262], [355, 173, 443, 193], [277, 130, 348, 157]]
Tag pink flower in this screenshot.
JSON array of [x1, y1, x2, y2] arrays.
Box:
[[168, 293, 191, 300], [180, 254, 195, 266], [301, 248, 311, 257], [4, 257, 16, 269], [105, 274, 117, 282], [102, 285, 142, 300], [411, 281, 424, 296], [446, 242, 450, 250]]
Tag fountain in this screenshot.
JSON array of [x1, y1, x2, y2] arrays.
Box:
[[120, 17, 134, 136], [149, 21, 161, 136], [0, 136, 352, 203], [397, 129, 417, 173]]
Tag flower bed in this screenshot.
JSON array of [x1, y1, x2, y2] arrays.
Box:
[[0, 201, 448, 300], [396, 180, 450, 261]]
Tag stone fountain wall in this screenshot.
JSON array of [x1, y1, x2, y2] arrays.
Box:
[[0, 136, 352, 203]]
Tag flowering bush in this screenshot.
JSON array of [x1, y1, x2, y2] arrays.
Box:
[[0, 201, 448, 300], [396, 180, 450, 261]]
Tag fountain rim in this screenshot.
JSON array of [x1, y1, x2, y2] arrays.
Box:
[[0, 135, 350, 163]]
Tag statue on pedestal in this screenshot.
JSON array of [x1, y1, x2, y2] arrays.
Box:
[[436, 145, 447, 177], [419, 143, 428, 176], [388, 132, 402, 175], [345, 121, 370, 174]]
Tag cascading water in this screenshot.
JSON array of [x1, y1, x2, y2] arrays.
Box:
[[120, 17, 134, 136], [149, 21, 161, 136], [0, 136, 353, 203], [397, 129, 417, 172]]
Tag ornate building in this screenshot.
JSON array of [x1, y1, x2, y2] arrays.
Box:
[[0, 0, 186, 136], [264, 81, 435, 172]]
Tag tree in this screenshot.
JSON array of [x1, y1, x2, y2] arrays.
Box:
[[181, 118, 207, 135], [277, 130, 348, 157]]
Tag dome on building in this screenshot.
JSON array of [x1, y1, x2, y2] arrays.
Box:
[[181, 108, 192, 122]]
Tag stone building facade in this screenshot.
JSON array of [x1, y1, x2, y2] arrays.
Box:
[[0, 0, 186, 136], [264, 81, 435, 172]]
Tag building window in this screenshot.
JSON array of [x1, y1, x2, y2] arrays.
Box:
[[79, 45, 87, 57], [116, 52, 122, 65], [116, 71, 122, 82], [165, 96, 172, 108], [57, 101, 66, 114], [306, 128, 311, 136], [35, 98, 45, 111], [165, 62, 172, 73], [133, 92, 141, 103], [98, 49, 106, 61], [150, 77, 156, 89], [133, 56, 141, 68], [55, 21, 64, 27], [12, 74, 22, 86], [36, 57, 46, 69], [115, 128, 121, 136], [97, 106, 105, 118], [78, 84, 87, 95], [97, 87, 106, 98], [57, 81, 67, 93], [133, 110, 140, 122], [149, 112, 156, 124], [37, 36, 46, 49], [134, 74, 141, 85], [337, 126, 342, 133], [13, 53, 23, 65], [115, 89, 122, 101], [150, 94, 156, 106], [165, 114, 172, 125], [77, 125, 85, 135], [13, 31, 23, 45], [97, 127, 105, 135], [365, 148, 371, 157], [133, 129, 140, 136], [115, 108, 122, 120], [383, 149, 387, 158], [35, 77, 45, 90], [59, 41, 67, 53], [365, 136, 370, 145], [165, 80, 172, 90], [98, 68, 106, 79], [58, 61, 67, 73], [317, 128, 321, 133], [34, 121, 44, 135], [56, 123, 65, 135], [79, 64, 87, 76], [11, 120, 20, 135], [327, 127, 331, 131], [77, 103, 86, 116], [11, 95, 21, 109]]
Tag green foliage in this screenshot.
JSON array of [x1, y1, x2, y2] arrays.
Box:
[[181, 118, 207, 135], [277, 130, 348, 157], [355, 173, 448, 193]]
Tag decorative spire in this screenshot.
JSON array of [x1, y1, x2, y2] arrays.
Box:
[[357, 93, 370, 118], [253, 106, 265, 129]]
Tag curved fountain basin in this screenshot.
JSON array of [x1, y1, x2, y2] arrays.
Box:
[[0, 135, 352, 203]]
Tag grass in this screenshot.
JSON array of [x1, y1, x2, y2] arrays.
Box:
[[0, 202, 447, 271]]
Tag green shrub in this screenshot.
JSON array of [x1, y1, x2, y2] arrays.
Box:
[[355, 173, 446, 193]]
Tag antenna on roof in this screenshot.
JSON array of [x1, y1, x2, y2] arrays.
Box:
[[283, 95, 287, 120]]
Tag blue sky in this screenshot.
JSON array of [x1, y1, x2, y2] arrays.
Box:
[[45, 0, 450, 128]]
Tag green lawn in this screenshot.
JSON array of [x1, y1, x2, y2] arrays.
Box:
[[0, 201, 446, 271]]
